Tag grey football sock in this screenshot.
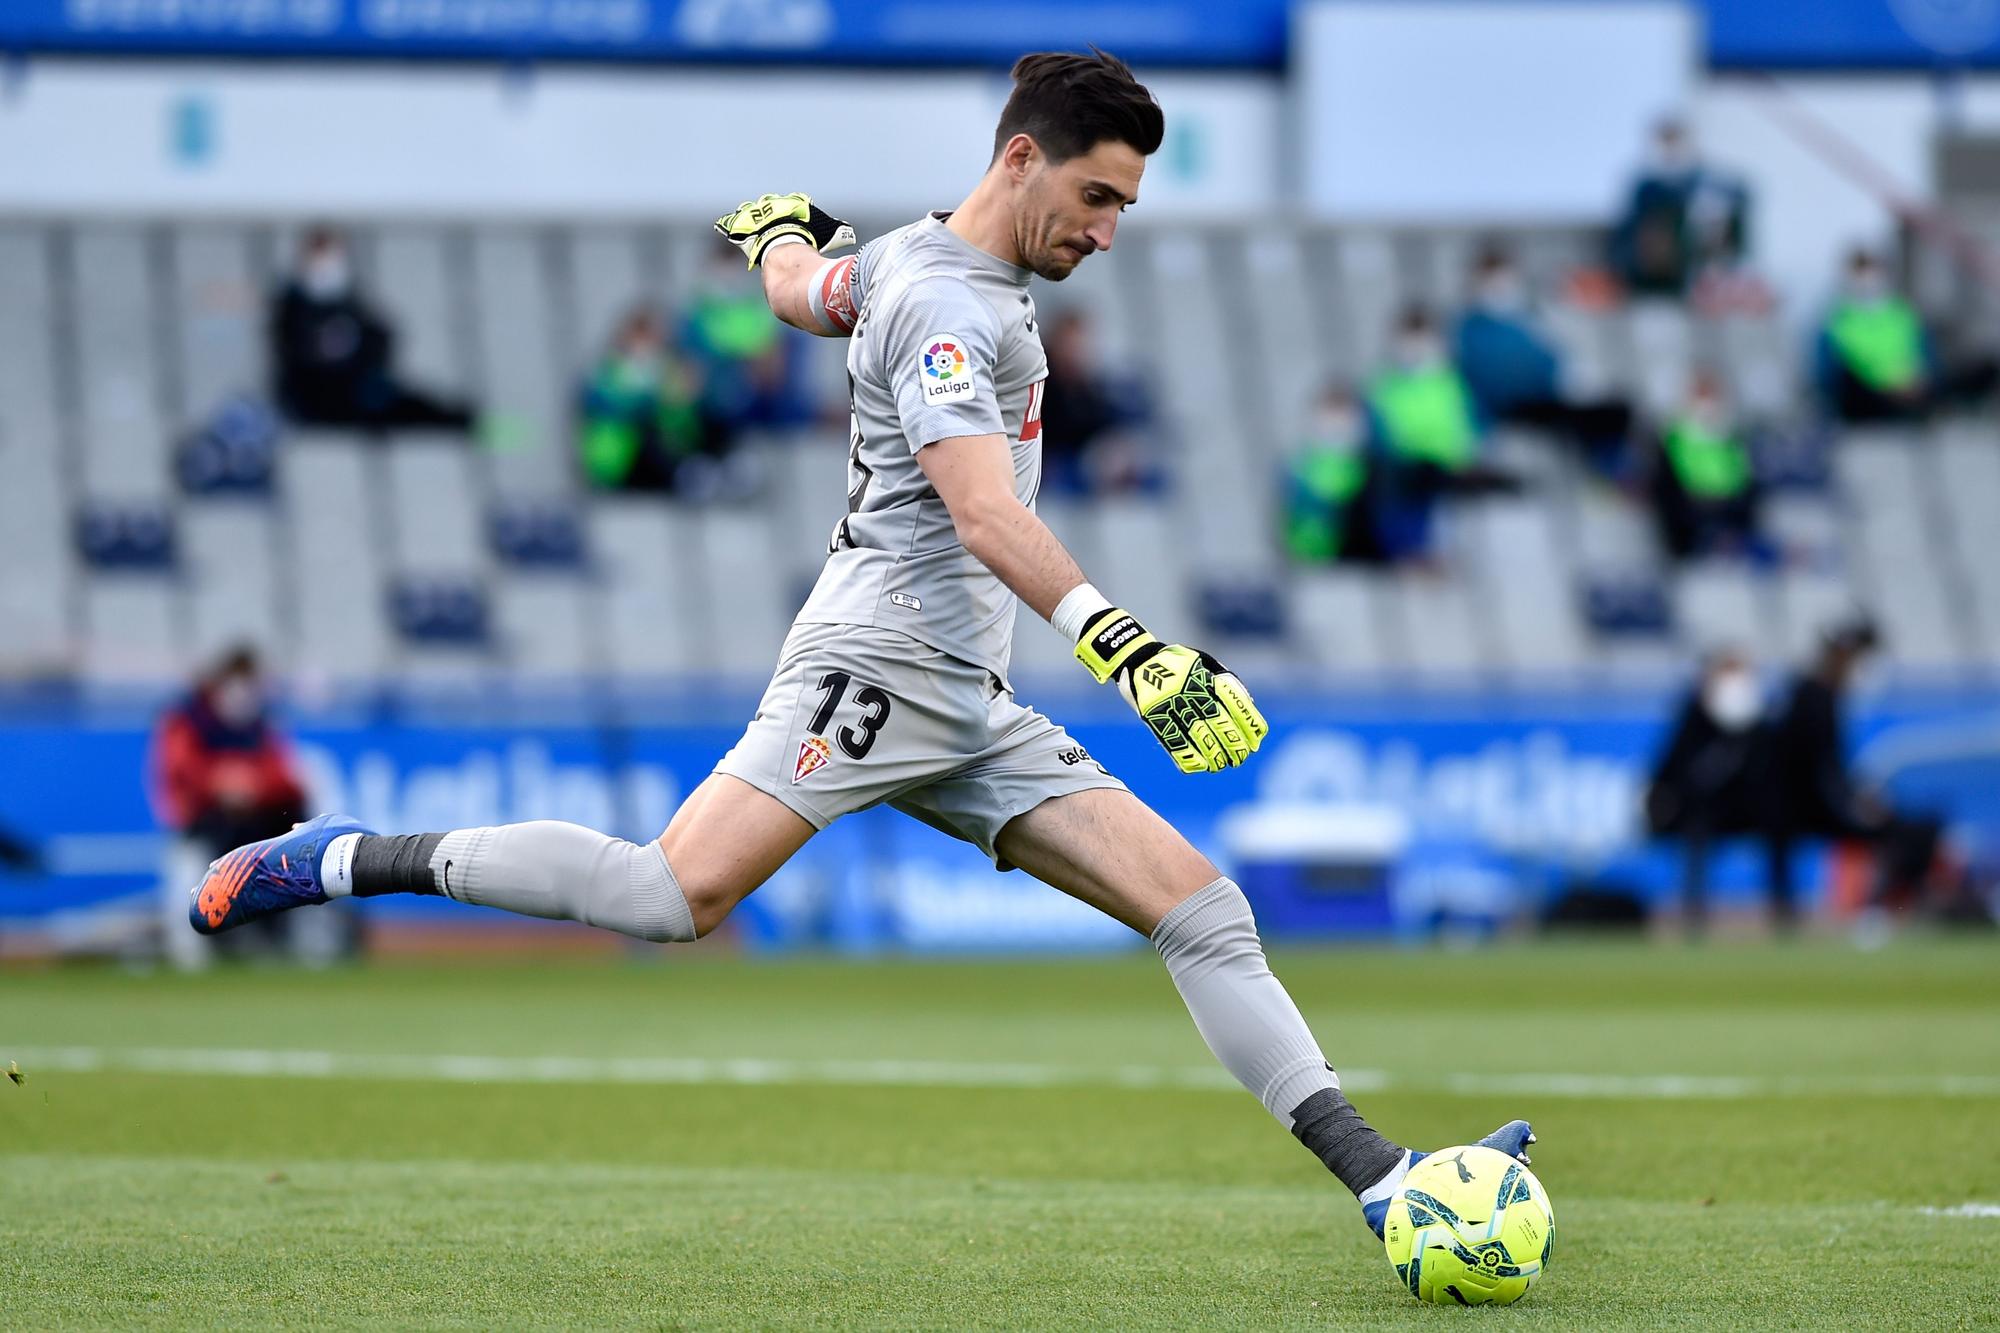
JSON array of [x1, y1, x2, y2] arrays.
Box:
[[1151, 877, 1341, 1122], [427, 821, 696, 943]]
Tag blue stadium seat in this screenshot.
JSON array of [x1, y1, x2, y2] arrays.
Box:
[[389, 576, 491, 646], [75, 502, 176, 570]]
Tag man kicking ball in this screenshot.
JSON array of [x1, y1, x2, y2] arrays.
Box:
[[191, 47, 1531, 1243]]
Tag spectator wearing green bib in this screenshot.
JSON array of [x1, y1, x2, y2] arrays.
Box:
[[1816, 247, 1998, 423], [577, 307, 709, 494], [1365, 307, 1518, 562], [1283, 384, 1377, 565], [1650, 371, 1762, 561]]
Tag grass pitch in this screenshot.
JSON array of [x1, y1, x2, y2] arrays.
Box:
[[3, 935, 1996, 1328]]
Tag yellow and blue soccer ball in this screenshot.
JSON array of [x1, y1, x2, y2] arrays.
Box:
[[1381, 1144, 1554, 1305]]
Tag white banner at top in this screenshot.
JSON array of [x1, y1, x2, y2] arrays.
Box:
[[0, 60, 1278, 220]]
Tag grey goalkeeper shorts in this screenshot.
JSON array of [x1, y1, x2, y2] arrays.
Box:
[[713, 622, 1127, 865]]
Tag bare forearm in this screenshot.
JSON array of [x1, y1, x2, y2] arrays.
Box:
[[759, 242, 822, 332], [959, 499, 1088, 622]]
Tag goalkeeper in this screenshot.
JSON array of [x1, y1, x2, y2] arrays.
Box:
[[190, 49, 1531, 1242]]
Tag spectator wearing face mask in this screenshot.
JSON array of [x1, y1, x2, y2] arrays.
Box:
[[1038, 308, 1162, 496], [1282, 383, 1378, 565], [1453, 245, 1634, 469], [270, 225, 476, 433], [149, 647, 313, 966], [1365, 306, 1518, 562], [1646, 649, 1779, 934], [1612, 117, 1751, 300], [1649, 370, 1765, 562], [1816, 247, 2000, 424], [578, 307, 711, 494]]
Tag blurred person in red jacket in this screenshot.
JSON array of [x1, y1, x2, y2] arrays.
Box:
[[153, 646, 308, 851], [151, 646, 310, 962]]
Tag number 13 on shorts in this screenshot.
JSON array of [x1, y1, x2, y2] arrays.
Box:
[[793, 671, 895, 783]]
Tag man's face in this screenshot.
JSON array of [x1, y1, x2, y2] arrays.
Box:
[[1013, 138, 1146, 282]]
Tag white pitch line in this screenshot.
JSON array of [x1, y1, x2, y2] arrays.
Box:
[[6, 1046, 2000, 1100], [1918, 1204, 2000, 1218]]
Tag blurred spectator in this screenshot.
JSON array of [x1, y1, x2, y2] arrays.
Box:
[[1612, 118, 1751, 299], [270, 225, 476, 433], [1282, 383, 1376, 564], [1039, 308, 1162, 495], [1816, 247, 1999, 423], [1365, 306, 1518, 562], [1454, 245, 1633, 467], [680, 241, 815, 450], [0, 822, 38, 873], [578, 307, 711, 494], [1770, 620, 1944, 933], [149, 646, 313, 966], [1645, 649, 1779, 934], [1648, 370, 1765, 562]]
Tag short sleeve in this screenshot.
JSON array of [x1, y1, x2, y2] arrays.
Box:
[[884, 277, 1005, 450]]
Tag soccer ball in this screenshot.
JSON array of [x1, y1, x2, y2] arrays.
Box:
[[1381, 1144, 1554, 1306]]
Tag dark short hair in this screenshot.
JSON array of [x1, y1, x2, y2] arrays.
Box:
[[992, 48, 1164, 165]]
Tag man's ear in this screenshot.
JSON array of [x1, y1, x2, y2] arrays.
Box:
[[999, 132, 1039, 181]]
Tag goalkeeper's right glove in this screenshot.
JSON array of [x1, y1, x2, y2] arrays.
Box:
[[1073, 608, 1268, 774], [713, 193, 856, 270]]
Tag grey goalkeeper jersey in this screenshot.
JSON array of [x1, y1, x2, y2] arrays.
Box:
[[793, 212, 1049, 684]]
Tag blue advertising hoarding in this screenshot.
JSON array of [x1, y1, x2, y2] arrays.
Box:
[[6, 684, 1998, 951], [1, 1, 1995, 69]]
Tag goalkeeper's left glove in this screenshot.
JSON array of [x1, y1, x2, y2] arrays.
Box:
[[713, 193, 856, 270], [1074, 608, 1268, 774]]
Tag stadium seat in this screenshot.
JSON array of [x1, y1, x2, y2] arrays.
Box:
[[1331, 230, 1400, 375], [390, 576, 491, 646], [70, 227, 171, 500], [1139, 231, 1269, 559], [1291, 570, 1390, 674], [562, 227, 649, 370], [286, 430, 392, 681], [490, 571, 592, 678], [366, 227, 469, 399], [75, 502, 177, 570], [1934, 428, 2000, 665], [1094, 498, 1188, 629], [79, 572, 182, 683], [384, 435, 485, 574], [1838, 431, 1971, 667], [1389, 569, 1489, 675], [588, 499, 711, 677], [489, 503, 586, 568], [1471, 498, 1588, 673], [1624, 299, 1693, 420], [0, 227, 72, 673], [693, 505, 792, 676], [1236, 231, 1324, 448], [772, 429, 849, 593], [169, 225, 264, 428], [1774, 568, 1859, 666], [470, 229, 570, 493], [182, 501, 283, 667], [1672, 560, 1769, 656]]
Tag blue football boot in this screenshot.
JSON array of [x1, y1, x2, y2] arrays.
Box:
[[1361, 1120, 1536, 1240], [189, 814, 372, 935]]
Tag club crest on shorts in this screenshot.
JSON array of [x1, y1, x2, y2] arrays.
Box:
[[793, 734, 832, 784]]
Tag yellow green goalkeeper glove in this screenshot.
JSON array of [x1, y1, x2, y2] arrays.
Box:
[[712, 193, 856, 270], [1074, 608, 1268, 774]]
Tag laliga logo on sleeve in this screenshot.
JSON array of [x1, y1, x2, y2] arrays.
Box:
[[917, 333, 978, 404]]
